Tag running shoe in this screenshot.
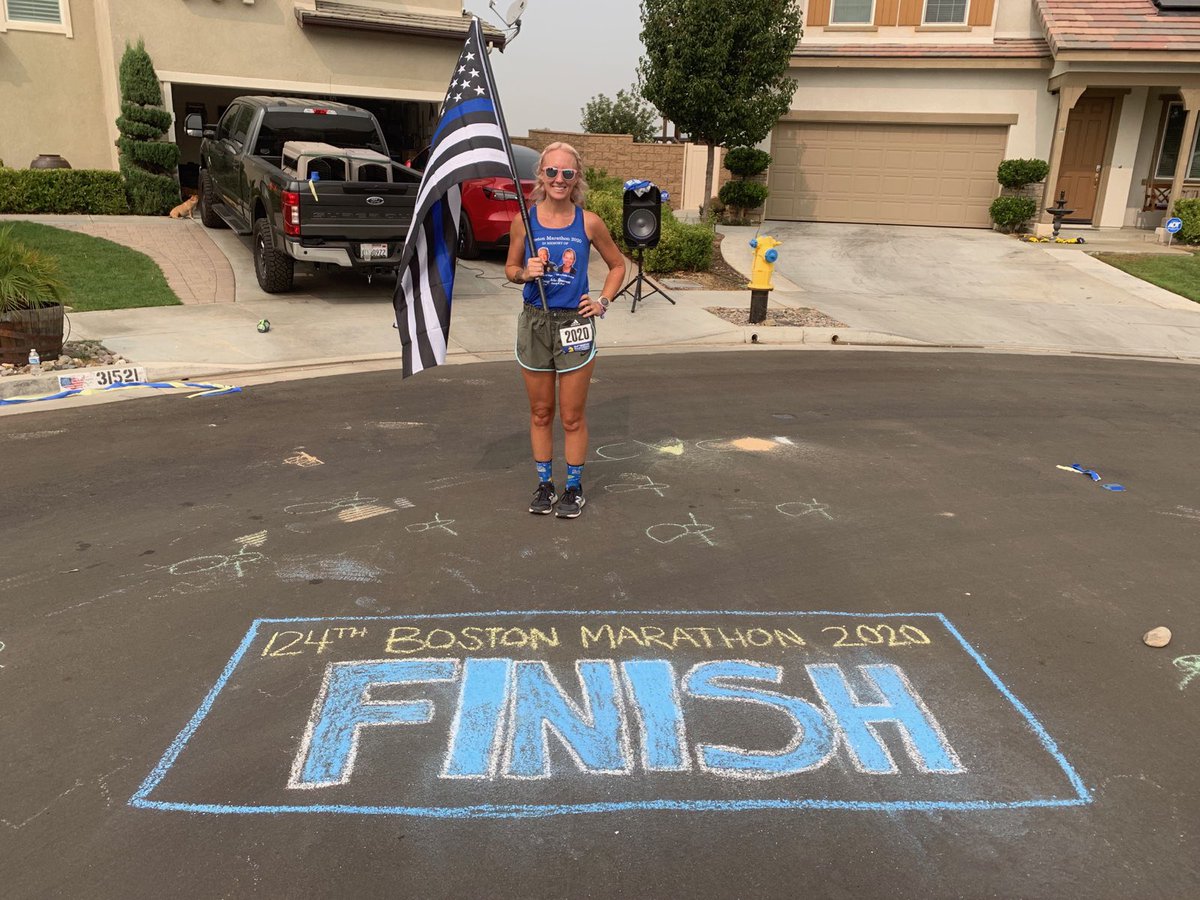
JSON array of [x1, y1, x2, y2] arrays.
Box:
[[529, 481, 557, 515], [556, 485, 586, 518]]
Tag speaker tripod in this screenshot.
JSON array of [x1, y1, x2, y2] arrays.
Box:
[[614, 248, 675, 314]]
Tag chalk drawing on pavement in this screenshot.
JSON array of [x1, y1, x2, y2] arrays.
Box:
[[284, 449, 324, 468], [168, 544, 266, 579], [603, 473, 670, 497], [1173, 655, 1200, 690], [407, 513, 458, 537], [777, 499, 833, 521], [647, 514, 716, 547], [130, 611, 1092, 818]]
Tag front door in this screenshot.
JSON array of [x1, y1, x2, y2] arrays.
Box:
[[1056, 97, 1114, 223]]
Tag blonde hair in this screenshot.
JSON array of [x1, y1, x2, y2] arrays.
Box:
[[530, 141, 589, 206]]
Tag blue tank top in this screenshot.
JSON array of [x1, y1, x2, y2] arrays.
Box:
[[522, 205, 590, 309]]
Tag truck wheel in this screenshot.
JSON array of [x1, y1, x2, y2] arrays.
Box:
[[457, 214, 480, 260], [253, 219, 294, 293], [198, 172, 225, 229]]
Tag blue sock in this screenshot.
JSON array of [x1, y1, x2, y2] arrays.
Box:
[[536, 460, 553, 484], [566, 463, 583, 490]]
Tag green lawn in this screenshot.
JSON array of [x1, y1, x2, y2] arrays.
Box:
[[1095, 251, 1200, 305], [3, 220, 180, 311]]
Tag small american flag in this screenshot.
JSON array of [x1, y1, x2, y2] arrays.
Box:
[[393, 18, 515, 378]]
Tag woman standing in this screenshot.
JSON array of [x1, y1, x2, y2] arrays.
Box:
[[505, 142, 626, 518]]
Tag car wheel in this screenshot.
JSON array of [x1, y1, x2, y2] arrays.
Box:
[[198, 171, 225, 229], [457, 213, 479, 260], [253, 218, 294, 293]]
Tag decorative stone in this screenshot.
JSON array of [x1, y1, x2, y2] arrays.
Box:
[[1143, 626, 1172, 648]]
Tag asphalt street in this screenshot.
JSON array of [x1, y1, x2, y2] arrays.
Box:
[[2, 351, 1198, 898]]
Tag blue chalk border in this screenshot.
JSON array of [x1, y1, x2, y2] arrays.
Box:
[[129, 610, 1092, 817]]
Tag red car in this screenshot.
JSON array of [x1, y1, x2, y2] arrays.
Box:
[[408, 143, 539, 259]]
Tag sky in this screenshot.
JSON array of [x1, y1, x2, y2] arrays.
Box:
[[463, 0, 648, 137]]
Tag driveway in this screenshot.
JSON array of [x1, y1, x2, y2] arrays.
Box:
[[739, 222, 1200, 359]]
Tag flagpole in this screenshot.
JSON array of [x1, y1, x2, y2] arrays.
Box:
[[474, 16, 548, 311]]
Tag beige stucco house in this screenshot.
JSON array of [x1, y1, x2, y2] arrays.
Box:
[[770, 0, 1200, 233], [0, 0, 502, 185]]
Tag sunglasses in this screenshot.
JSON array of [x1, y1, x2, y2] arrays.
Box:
[[542, 166, 578, 182]]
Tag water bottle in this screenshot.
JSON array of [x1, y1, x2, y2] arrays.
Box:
[[28, 348, 40, 373]]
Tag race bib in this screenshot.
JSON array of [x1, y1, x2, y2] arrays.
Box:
[[559, 321, 594, 354]]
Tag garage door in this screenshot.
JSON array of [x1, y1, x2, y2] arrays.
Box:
[[766, 121, 1007, 228]]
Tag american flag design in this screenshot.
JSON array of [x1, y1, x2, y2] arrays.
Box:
[[393, 18, 515, 378]]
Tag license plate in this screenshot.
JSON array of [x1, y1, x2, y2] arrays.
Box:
[[559, 321, 594, 354], [58, 366, 147, 390], [360, 243, 389, 260]]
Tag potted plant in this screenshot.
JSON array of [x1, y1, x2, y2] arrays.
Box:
[[0, 226, 66, 366], [719, 147, 772, 225]]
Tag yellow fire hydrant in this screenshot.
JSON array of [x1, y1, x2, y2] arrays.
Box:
[[748, 236, 781, 324], [748, 236, 782, 291]]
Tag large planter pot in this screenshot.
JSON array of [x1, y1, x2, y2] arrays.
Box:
[[29, 154, 72, 170], [0, 304, 64, 365]]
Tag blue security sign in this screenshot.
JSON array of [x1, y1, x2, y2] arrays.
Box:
[[1166, 217, 1184, 234], [130, 610, 1091, 818]]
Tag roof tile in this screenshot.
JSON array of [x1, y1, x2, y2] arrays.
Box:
[[1037, 0, 1200, 52]]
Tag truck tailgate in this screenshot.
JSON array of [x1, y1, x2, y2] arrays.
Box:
[[298, 182, 416, 240]]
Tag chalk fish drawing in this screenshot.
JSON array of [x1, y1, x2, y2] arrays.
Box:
[[595, 438, 685, 461], [285, 493, 395, 522], [647, 514, 716, 547], [604, 473, 670, 497], [777, 499, 833, 521], [407, 513, 458, 537], [168, 544, 266, 579]]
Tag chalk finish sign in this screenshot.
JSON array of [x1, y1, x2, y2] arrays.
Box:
[[130, 611, 1091, 818]]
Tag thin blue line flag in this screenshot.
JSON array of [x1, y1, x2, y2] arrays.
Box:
[[393, 18, 515, 378]]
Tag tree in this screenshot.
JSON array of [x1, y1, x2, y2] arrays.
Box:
[[115, 39, 180, 215], [639, 0, 802, 215], [580, 86, 658, 143]]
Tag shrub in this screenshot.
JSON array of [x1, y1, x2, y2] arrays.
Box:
[[718, 180, 769, 211], [989, 196, 1039, 233], [116, 40, 180, 215], [0, 225, 66, 313], [723, 147, 772, 178], [0, 169, 129, 214], [1174, 198, 1200, 243], [584, 167, 624, 197], [997, 158, 1050, 190], [644, 215, 713, 273]]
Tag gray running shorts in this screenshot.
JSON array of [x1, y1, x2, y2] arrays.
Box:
[[515, 304, 598, 373]]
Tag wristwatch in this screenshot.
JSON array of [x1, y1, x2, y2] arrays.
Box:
[[598, 296, 610, 312]]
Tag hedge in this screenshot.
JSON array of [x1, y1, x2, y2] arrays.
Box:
[[1173, 198, 1200, 243], [584, 185, 713, 273], [723, 147, 772, 178], [0, 168, 129, 214], [997, 158, 1050, 190]]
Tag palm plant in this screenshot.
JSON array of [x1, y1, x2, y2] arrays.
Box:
[[0, 226, 67, 364], [0, 226, 65, 313]]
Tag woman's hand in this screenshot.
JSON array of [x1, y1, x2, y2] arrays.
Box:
[[578, 295, 606, 318], [524, 257, 545, 281]]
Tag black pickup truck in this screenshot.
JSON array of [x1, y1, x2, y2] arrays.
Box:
[[184, 96, 419, 293]]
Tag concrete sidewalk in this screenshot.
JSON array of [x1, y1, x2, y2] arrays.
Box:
[[4, 213, 1200, 408]]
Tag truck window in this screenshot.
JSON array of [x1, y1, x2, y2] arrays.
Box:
[[230, 106, 255, 147], [256, 111, 387, 161], [216, 104, 242, 142]]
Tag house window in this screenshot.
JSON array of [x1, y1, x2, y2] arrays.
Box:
[[2, 0, 72, 35], [923, 0, 968, 24], [831, 0, 874, 24], [1154, 102, 1200, 181]]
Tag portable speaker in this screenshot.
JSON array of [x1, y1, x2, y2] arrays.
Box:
[[623, 185, 662, 249]]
